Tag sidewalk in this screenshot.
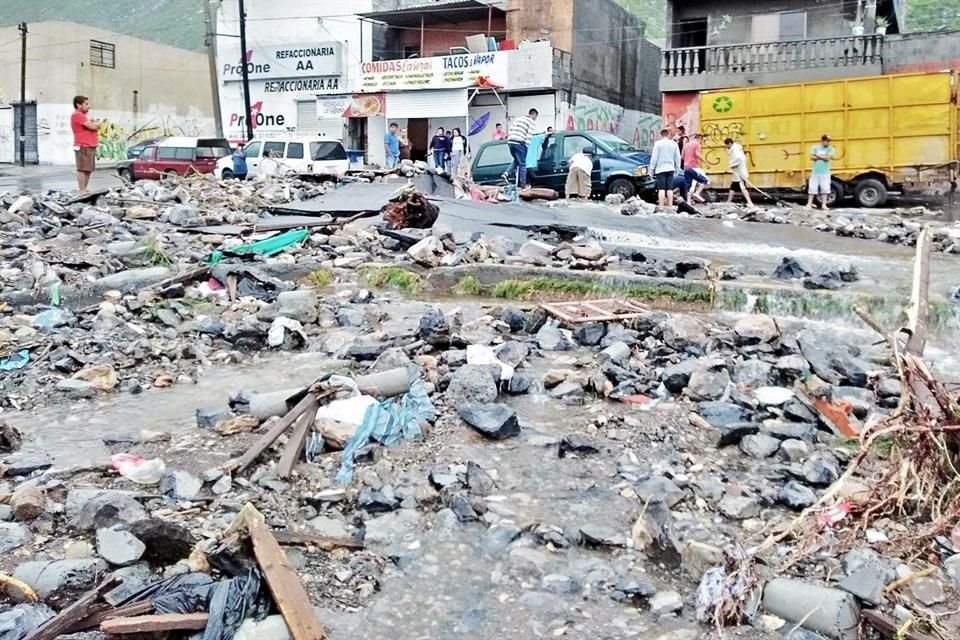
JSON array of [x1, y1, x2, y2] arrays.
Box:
[[0, 162, 119, 177]]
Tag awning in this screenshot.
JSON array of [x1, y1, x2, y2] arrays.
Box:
[[358, 1, 506, 28], [385, 89, 468, 119]]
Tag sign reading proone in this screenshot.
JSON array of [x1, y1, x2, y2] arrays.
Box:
[[359, 52, 507, 92], [223, 43, 343, 82]]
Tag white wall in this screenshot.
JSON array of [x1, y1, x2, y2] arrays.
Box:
[[216, 0, 374, 139], [0, 107, 13, 163], [506, 94, 558, 133], [560, 94, 661, 152]]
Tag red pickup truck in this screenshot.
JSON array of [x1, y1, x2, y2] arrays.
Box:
[[116, 137, 231, 181]]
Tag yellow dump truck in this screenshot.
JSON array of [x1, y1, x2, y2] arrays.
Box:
[[698, 71, 960, 207]]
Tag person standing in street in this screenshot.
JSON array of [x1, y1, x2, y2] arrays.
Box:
[[724, 137, 754, 208], [231, 142, 248, 180], [429, 127, 447, 171], [674, 125, 687, 164], [70, 95, 100, 192], [649, 128, 681, 208], [504, 108, 538, 189], [806, 134, 836, 210], [383, 122, 401, 169], [492, 123, 507, 140], [449, 127, 468, 177], [398, 128, 412, 161], [565, 146, 594, 199]]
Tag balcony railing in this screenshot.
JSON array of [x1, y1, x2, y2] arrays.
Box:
[[662, 34, 884, 79]]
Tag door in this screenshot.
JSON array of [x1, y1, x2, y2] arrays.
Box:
[[261, 140, 287, 175], [243, 140, 263, 177], [471, 142, 513, 184], [12, 101, 38, 164], [406, 119, 429, 161], [135, 146, 158, 179]]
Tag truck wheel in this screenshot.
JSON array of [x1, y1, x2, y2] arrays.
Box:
[[221, 169, 234, 180], [118, 168, 134, 182], [854, 178, 888, 208], [829, 179, 844, 205], [606, 178, 636, 199]]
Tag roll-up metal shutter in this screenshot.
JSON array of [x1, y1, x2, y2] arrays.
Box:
[[385, 89, 468, 119], [297, 100, 344, 140]]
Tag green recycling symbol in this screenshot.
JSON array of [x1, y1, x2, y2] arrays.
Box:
[[712, 96, 734, 113]]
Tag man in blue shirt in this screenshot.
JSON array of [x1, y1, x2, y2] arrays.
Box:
[[384, 123, 400, 169], [231, 142, 248, 180]]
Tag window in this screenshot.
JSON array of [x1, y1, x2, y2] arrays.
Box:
[[309, 141, 347, 161], [285, 142, 304, 159], [263, 141, 286, 158], [475, 143, 512, 167], [157, 147, 178, 160], [562, 135, 593, 160], [244, 141, 262, 158], [90, 40, 115, 68], [751, 11, 806, 43], [174, 147, 194, 160]]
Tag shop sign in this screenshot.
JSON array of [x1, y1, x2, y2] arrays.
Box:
[[317, 94, 386, 118], [223, 43, 343, 82], [359, 52, 507, 92]]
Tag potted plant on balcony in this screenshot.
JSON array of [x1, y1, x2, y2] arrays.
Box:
[[875, 16, 889, 35], [851, 20, 865, 35]]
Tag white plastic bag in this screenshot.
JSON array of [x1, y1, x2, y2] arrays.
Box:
[[111, 453, 166, 485]]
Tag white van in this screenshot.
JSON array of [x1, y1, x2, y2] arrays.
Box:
[[216, 136, 349, 179]]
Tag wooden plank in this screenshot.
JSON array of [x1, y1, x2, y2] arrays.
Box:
[[276, 399, 319, 479], [248, 517, 328, 640], [68, 601, 155, 633], [905, 226, 930, 357], [100, 613, 209, 634], [229, 392, 317, 473], [540, 299, 648, 324], [862, 609, 939, 640], [26, 576, 120, 640], [273, 530, 364, 551]]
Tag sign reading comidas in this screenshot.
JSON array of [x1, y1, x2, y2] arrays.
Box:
[[359, 52, 507, 92], [223, 43, 343, 82]]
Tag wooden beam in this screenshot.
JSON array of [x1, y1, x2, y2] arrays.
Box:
[[100, 613, 209, 634], [25, 577, 120, 640], [248, 516, 327, 640], [68, 601, 154, 633], [276, 398, 319, 480], [862, 609, 939, 640], [905, 226, 930, 356], [273, 530, 364, 551], [229, 392, 317, 473]]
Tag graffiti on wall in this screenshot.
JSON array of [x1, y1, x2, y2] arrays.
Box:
[[95, 115, 206, 161], [563, 95, 661, 151], [662, 92, 700, 138]]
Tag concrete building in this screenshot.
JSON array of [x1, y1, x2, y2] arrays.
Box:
[[214, 0, 663, 167], [0, 21, 215, 165]]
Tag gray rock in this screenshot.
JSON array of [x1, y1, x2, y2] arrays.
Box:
[[833, 386, 875, 419], [681, 541, 724, 578], [662, 316, 706, 350], [68, 490, 146, 531], [763, 578, 860, 640], [96, 526, 146, 567], [542, 573, 581, 594], [779, 439, 810, 462], [739, 434, 781, 458], [734, 359, 773, 387], [605, 193, 626, 206], [309, 516, 349, 539], [446, 365, 499, 405], [501, 308, 527, 332], [484, 524, 522, 555], [662, 359, 700, 393], [718, 495, 760, 520], [649, 590, 683, 615], [0, 604, 55, 639], [358, 487, 399, 513], [762, 421, 817, 441], [943, 554, 960, 589], [687, 365, 730, 401], [803, 454, 840, 486], [55, 378, 96, 398], [275, 290, 318, 324], [418, 308, 450, 346], [549, 381, 585, 404], [458, 403, 520, 440], [211, 475, 232, 495], [579, 524, 626, 547], [838, 559, 892, 605], [449, 493, 479, 522], [574, 323, 606, 346], [496, 341, 529, 368], [779, 481, 817, 510], [635, 476, 685, 508], [336, 308, 366, 328], [0, 522, 32, 553], [734, 314, 779, 345], [13, 559, 107, 607], [363, 509, 420, 545], [599, 341, 632, 366], [160, 470, 202, 501], [536, 322, 571, 351], [909, 577, 945, 606], [506, 372, 532, 395], [774, 257, 810, 280], [466, 461, 496, 496], [877, 378, 902, 398], [784, 398, 817, 422], [129, 519, 195, 565], [615, 577, 657, 598], [167, 203, 202, 227], [697, 401, 747, 429], [775, 354, 810, 382]]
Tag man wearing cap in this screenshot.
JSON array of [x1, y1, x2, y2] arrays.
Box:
[[807, 134, 836, 210], [565, 146, 595, 199]]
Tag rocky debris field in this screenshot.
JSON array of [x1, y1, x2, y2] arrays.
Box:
[[0, 173, 958, 640]]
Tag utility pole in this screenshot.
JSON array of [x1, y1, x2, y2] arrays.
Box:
[[18, 22, 27, 167], [204, 0, 224, 137], [237, 0, 254, 141]]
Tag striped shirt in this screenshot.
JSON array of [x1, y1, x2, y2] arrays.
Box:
[[507, 116, 536, 144]]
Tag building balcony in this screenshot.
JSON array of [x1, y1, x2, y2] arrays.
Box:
[[661, 34, 884, 92]]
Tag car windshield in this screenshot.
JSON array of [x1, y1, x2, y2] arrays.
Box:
[[590, 132, 640, 154]]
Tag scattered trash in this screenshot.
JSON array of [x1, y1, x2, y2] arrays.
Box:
[[111, 454, 167, 485], [0, 350, 30, 371]]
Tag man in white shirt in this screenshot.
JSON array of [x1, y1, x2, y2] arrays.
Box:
[[504, 108, 538, 189], [649, 128, 681, 207], [724, 137, 754, 207], [565, 146, 595, 199]]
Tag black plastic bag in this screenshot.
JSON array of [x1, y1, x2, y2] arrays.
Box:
[[202, 568, 270, 640], [117, 571, 215, 610]]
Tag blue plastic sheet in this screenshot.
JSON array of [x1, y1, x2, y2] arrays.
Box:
[[336, 379, 435, 484], [0, 350, 29, 371]]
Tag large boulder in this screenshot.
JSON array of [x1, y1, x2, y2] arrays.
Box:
[[12, 559, 107, 607], [446, 365, 499, 405], [734, 315, 779, 345]]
